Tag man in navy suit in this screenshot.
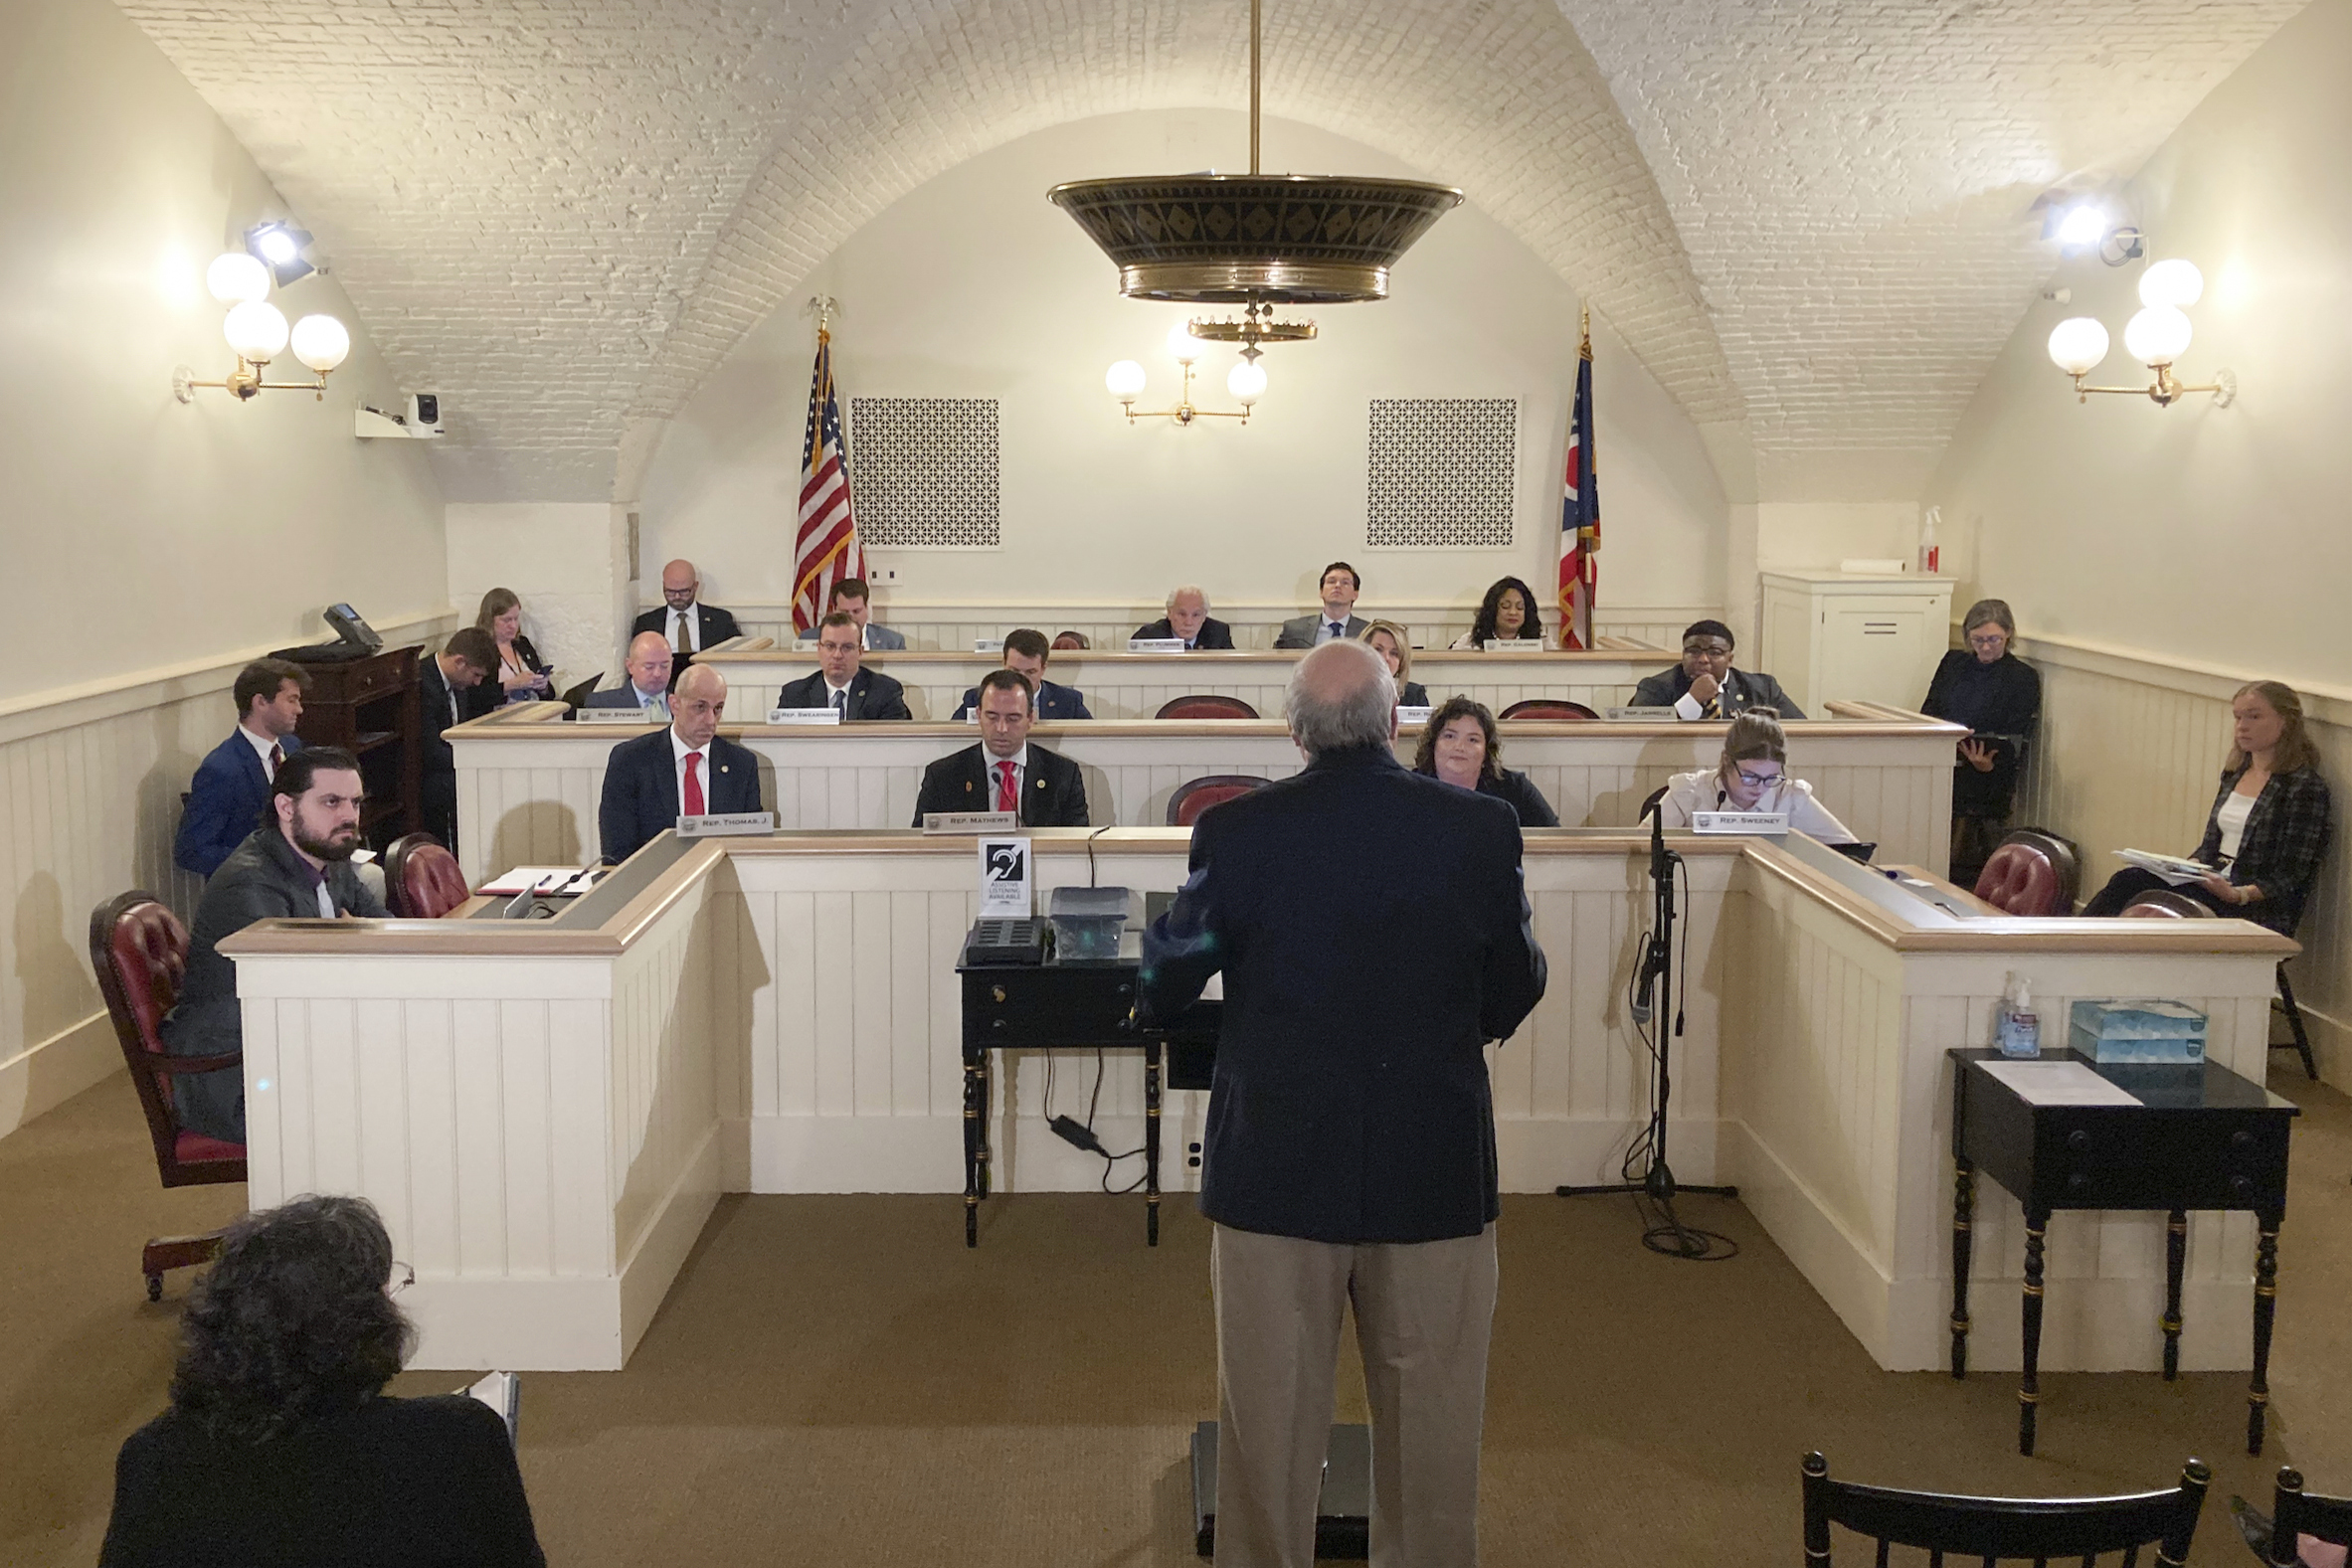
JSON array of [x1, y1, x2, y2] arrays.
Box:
[[775, 612, 912, 720], [1139, 639, 1545, 1568], [631, 558, 742, 655], [950, 629, 1092, 721], [1133, 584, 1236, 649], [597, 664, 763, 864], [175, 659, 310, 878], [582, 632, 674, 719], [915, 669, 1090, 826], [829, 578, 907, 650]]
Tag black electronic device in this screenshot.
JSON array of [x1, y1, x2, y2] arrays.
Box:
[[324, 603, 384, 650], [962, 917, 1047, 967], [1829, 839, 1879, 864]]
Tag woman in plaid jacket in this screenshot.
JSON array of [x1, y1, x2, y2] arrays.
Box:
[[2082, 681, 2331, 934]]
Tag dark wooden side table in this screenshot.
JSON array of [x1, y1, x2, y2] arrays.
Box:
[[1947, 1047, 2297, 1457], [284, 644, 422, 850]]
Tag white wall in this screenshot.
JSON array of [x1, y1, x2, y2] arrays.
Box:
[[0, 0, 448, 707], [0, 0, 448, 1134], [637, 109, 1726, 627]]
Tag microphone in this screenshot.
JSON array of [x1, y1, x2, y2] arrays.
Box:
[[1631, 794, 1670, 1023]]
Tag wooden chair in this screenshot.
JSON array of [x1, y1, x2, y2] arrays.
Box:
[[1972, 840, 2063, 917], [88, 891, 246, 1301], [1499, 699, 1599, 721], [383, 832, 469, 919], [1168, 775, 1270, 827], [1157, 694, 1258, 720], [1801, 1451, 2210, 1567], [2266, 1468, 2352, 1567]]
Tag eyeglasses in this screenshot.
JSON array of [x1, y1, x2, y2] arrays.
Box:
[[1734, 769, 1782, 789], [389, 1260, 415, 1297], [1683, 641, 1734, 657]]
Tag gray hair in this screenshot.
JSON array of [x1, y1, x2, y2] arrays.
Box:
[[1285, 640, 1396, 756], [1166, 584, 1210, 611], [1961, 598, 2015, 635]]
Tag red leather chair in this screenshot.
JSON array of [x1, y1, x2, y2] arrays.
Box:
[[1168, 775, 1271, 827], [2120, 889, 2215, 919], [1970, 842, 2063, 916], [88, 891, 245, 1300], [1157, 694, 1259, 720], [384, 832, 469, 918], [1998, 827, 2082, 909], [1052, 631, 1091, 651], [1499, 699, 1599, 721]]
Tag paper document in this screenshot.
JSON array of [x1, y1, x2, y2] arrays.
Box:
[[1978, 1060, 2143, 1108], [2113, 849, 2212, 887], [460, 1370, 520, 1448]]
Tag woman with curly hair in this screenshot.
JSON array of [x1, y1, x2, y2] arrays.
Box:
[[1450, 577, 1546, 649], [100, 1195, 544, 1568], [1412, 695, 1559, 826]]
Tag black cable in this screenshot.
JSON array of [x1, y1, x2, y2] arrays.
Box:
[[1085, 1044, 1149, 1193], [1085, 822, 1113, 887]]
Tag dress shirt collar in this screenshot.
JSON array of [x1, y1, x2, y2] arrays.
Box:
[[982, 744, 1030, 774], [238, 723, 280, 772], [632, 683, 669, 709], [823, 674, 855, 699], [669, 727, 706, 767]]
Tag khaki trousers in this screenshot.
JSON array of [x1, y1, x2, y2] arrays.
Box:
[[1209, 1221, 1500, 1568]]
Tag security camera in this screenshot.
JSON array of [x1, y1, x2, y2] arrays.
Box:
[[407, 393, 443, 432]]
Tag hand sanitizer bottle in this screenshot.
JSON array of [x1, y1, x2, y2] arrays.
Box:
[[1996, 972, 2041, 1058]]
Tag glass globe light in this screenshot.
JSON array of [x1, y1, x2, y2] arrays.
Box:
[[1105, 359, 1147, 399], [2123, 305, 2192, 366], [2046, 317, 2109, 377], [290, 314, 351, 373], [205, 252, 271, 305], [1166, 321, 1204, 365], [223, 300, 289, 361], [1227, 361, 1268, 403], [2137, 259, 2204, 309]]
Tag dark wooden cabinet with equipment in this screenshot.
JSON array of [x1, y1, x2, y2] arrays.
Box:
[[284, 645, 422, 850]]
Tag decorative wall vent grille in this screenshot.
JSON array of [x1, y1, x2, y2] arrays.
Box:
[[849, 398, 1000, 548], [1364, 398, 1517, 547]]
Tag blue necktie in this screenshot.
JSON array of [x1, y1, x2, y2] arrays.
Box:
[[1326, 620, 1344, 642]]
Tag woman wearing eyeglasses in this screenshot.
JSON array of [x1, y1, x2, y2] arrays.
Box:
[[1653, 712, 1858, 844], [100, 1195, 545, 1568], [1920, 599, 2042, 885]]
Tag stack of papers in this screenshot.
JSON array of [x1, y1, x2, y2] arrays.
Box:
[[2113, 849, 2213, 887]]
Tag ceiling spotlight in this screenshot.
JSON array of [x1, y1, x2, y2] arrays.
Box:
[[243, 222, 315, 286], [2054, 204, 2107, 249]]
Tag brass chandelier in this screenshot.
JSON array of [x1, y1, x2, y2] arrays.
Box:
[[1047, 0, 1462, 360]]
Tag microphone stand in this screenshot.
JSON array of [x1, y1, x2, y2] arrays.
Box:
[[1556, 802, 1738, 1259]]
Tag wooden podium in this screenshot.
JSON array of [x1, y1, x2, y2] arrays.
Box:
[[285, 644, 422, 850]]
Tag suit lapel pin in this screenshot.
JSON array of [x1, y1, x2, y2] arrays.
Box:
[[964, 780, 974, 792]]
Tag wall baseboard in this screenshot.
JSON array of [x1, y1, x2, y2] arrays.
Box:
[[0, 1012, 122, 1141]]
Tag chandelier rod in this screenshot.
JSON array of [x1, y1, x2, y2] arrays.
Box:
[[1249, 0, 1261, 175]]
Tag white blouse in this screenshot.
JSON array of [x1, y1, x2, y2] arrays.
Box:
[[1654, 769, 1859, 845], [2214, 789, 2257, 863]]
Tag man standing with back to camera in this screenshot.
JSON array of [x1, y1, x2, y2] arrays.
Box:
[[1140, 639, 1546, 1568]]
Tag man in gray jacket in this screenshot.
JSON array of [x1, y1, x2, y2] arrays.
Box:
[[160, 747, 388, 1143]]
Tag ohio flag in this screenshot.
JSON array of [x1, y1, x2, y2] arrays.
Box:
[[1557, 325, 1598, 650]]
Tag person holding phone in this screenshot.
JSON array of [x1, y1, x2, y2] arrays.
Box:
[[463, 588, 554, 718], [1919, 599, 2041, 884]]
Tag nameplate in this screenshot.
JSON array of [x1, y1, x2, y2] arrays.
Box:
[[767, 707, 842, 725], [925, 810, 1017, 835], [1691, 810, 1790, 835], [974, 637, 1003, 653], [1482, 638, 1546, 652], [1127, 638, 1187, 653], [577, 706, 656, 723], [964, 709, 980, 723], [1395, 705, 1433, 726], [677, 811, 777, 838], [1606, 706, 1681, 721]]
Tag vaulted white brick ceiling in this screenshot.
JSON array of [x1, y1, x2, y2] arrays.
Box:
[[116, 0, 2303, 504]]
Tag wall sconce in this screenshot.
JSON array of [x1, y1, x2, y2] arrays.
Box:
[[2047, 258, 2235, 408], [1104, 321, 1267, 426], [173, 250, 350, 404]]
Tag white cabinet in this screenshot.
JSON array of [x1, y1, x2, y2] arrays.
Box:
[[1758, 572, 1955, 715]]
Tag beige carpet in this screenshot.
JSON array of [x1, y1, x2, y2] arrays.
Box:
[[4, 1067, 2346, 1567]]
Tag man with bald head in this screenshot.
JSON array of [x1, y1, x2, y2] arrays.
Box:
[[596, 663, 763, 863], [631, 558, 741, 655], [1141, 638, 1546, 1568], [584, 632, 675, 719]]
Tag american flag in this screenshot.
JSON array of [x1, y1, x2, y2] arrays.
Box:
[[793, 326, 863, 634], [1556, 312, 1599, 650]]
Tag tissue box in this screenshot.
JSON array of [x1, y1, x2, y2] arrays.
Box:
[[1048, 886, 1131, 961], [2068, 999, 2207, 1064]]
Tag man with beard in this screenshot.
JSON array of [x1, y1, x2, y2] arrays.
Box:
[[161, 748, 389, 1143]]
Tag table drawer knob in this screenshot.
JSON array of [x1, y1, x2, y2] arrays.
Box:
[[2231, 1130, 2253, 1149], [2067, 1172, 2087, 1192], [2232, 1174, 2254, 1197], [2067, 1130, 2090, 1151], [992, 1018, 1008, 1032]]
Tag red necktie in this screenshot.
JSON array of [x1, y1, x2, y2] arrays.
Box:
[[682, 752, 706, 815], [995, 760, 1017, 812]]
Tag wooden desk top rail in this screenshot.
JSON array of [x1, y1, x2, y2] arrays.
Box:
[[222, 829, 2294, 960], [694, 645, 1662, 667]]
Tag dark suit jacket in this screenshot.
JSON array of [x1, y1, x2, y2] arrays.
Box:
[[911, 744, 1090, 826], [774, 668, 911, 721], [1140, 745, 1545, 1243], [459, 633, 552, 722], [582, 683, 669, 716], [2188, 765, 2332, 935], [1628, 665, 1806, 720], [951, 679, 1092, 721], [1133, 616, 1236, 649], [631, 602, 742, 651], [1274, 612, 1370, 649], [1398, 680, 1430, 708], [597, 728, 763, 865], [174, 731, 305, 878], [100, 1395, 544, 1568], [160, 828, 389, 1141], [417, 655, 469, 776]]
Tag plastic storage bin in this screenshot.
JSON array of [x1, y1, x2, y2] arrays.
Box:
[[2067, 999, 2208, 1064], [1049, 886, 1132, 961]]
